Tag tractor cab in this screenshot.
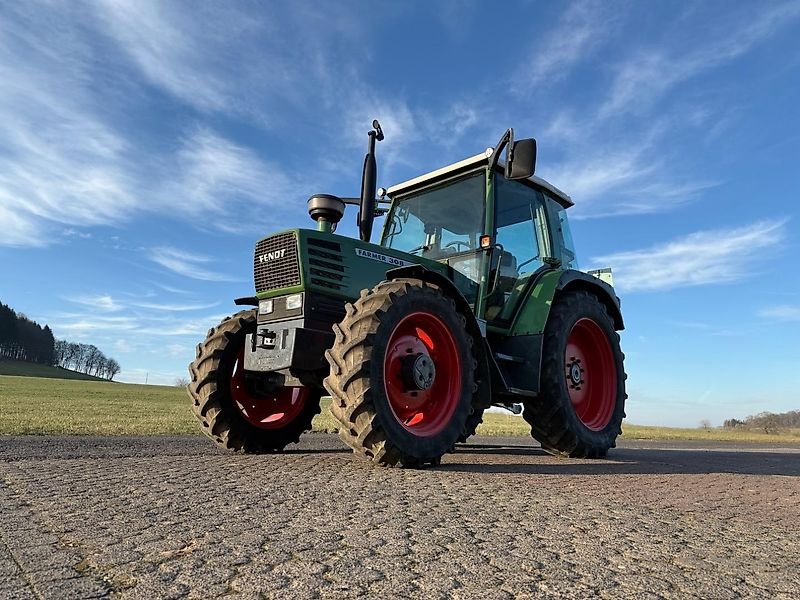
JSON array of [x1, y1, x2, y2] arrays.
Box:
[[380, 149, 577, 329]]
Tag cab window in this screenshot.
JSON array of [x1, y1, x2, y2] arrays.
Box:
[[383, 172, 485, 259], [486, 177, 550, 322]]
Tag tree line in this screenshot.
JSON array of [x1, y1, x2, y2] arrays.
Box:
[[0, 301, 120, 380], [53, 340, 121, 380], [0, 302, 55, 364], [724, 410, 800, 434]]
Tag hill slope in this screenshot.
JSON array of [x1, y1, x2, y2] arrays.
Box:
[[0, 360, 106, 381]]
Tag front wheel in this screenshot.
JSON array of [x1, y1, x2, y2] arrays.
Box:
[[188, 310, 321, 452], [324, 279, 477, 467], [523, 291, 626, 458]]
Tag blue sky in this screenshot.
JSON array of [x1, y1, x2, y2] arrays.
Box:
[[1, 1, 799, 426]]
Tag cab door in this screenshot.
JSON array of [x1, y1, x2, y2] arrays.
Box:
[[484, 176, 552, 327]]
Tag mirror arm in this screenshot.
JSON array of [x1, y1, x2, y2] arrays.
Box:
[[488, 129, 514, 179], [340, 197, 389, 216]]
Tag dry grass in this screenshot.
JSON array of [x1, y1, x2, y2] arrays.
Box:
[[0, 375, 195, 435], [1, 375, 798, 443], [619, 423, 800, 443]]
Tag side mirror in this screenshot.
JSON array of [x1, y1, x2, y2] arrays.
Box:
[[506, 138, 536, 180], [489, 129, 537, 181]]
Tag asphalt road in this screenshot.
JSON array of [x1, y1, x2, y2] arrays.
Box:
[[1, 434, 798, 599]]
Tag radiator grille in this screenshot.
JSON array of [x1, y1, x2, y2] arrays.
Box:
[[253, 232, 300, 292]]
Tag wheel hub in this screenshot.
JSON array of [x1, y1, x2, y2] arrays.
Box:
[[402, 354, 436, 391], [567, 358, 584, 389]]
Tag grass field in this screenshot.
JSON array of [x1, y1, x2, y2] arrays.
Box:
[[1, 374, 798, 442], [0, 360, 105, 382]]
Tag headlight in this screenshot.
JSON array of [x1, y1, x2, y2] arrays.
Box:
[[258, 299, 274, 315], [286, 293, 303, 310]]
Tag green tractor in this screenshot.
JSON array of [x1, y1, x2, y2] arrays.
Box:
[[188, 121, 626, 467]]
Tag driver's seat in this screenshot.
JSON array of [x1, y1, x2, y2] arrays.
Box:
[[485, 252, 518, 321]]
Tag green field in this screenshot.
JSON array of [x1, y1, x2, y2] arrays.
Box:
[[1, 374, 798, 442], [0, 359, 105, 381]]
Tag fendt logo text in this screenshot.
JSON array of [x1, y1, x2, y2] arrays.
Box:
[[259, 249, 287, 263]]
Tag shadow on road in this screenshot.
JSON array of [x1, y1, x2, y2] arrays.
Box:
[[442, 445, 800, 476], [283, 448, 350, 455]]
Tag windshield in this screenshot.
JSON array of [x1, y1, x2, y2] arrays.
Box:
[[382, 171, 485, 259]]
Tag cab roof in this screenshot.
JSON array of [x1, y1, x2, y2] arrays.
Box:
[[386, 150, 574, 208]]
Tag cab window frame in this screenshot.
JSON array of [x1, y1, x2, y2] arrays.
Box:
[[486, 176, 558, 327]]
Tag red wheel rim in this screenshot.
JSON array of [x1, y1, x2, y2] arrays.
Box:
[[230, 349, 308, 429], [383, 311, 462, 436], [564, 318, 617, 431]]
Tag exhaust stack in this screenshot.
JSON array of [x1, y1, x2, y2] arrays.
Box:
[[358, 120, 383, 242]]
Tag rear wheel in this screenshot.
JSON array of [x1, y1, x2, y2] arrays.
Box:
[[523, 291, 626, 458], [324, 279, 476, 467], [188, 310, 321, 452]]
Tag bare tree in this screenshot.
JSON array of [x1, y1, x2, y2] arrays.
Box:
[[106, 359, 121, 381], [174, 376, 189, 387], [756, 412, 780, 434], [699, 419, 712, 431]]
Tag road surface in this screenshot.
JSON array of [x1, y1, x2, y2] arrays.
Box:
[[1, 434, 798, 599]]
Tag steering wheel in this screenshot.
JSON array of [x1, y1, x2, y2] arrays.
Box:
[[516, 256, 539, 270], [443, 240, 471, 252]]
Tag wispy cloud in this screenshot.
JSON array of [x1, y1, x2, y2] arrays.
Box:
[[52, 315, 140, 334], [530, 2, 800, 219], [0, 5, 286, 247], [670, 320, 746, 338], [590, 219, 788, 292], [166, 128, 291, 218], [151, 282, 191, 295], [62, 228, 93, 240], [163, 343, 189, 357], [0, 1, 426, 246], [758, 305, 800, 321], [89, 0, 370, 124], [66, 294, 123, 312], [90, 0, 231, 113], [539, 118, 721, 218], [131, 301, 219, 312], [44, 307, 226, 336], [137, 315, 228, 337], [516, 0, 616, 89], [0, 4, 137, 246], [63, 293, 217, 314], [148, 247, 237, 282], [600, 2, 800, 116]]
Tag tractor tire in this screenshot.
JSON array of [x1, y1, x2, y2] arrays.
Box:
[[458, 409, 484, 443], [523, 290, 626, 458], [324, 278, 477, 467], [188, 309, 321, 453]]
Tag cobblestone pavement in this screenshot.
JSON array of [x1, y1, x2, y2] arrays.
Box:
[[1, 434, 798, 599]]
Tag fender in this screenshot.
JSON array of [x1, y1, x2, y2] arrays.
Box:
[[386, 264, 486, 341], [491, 269, 624, 396], [557, 270, 624, 330]]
